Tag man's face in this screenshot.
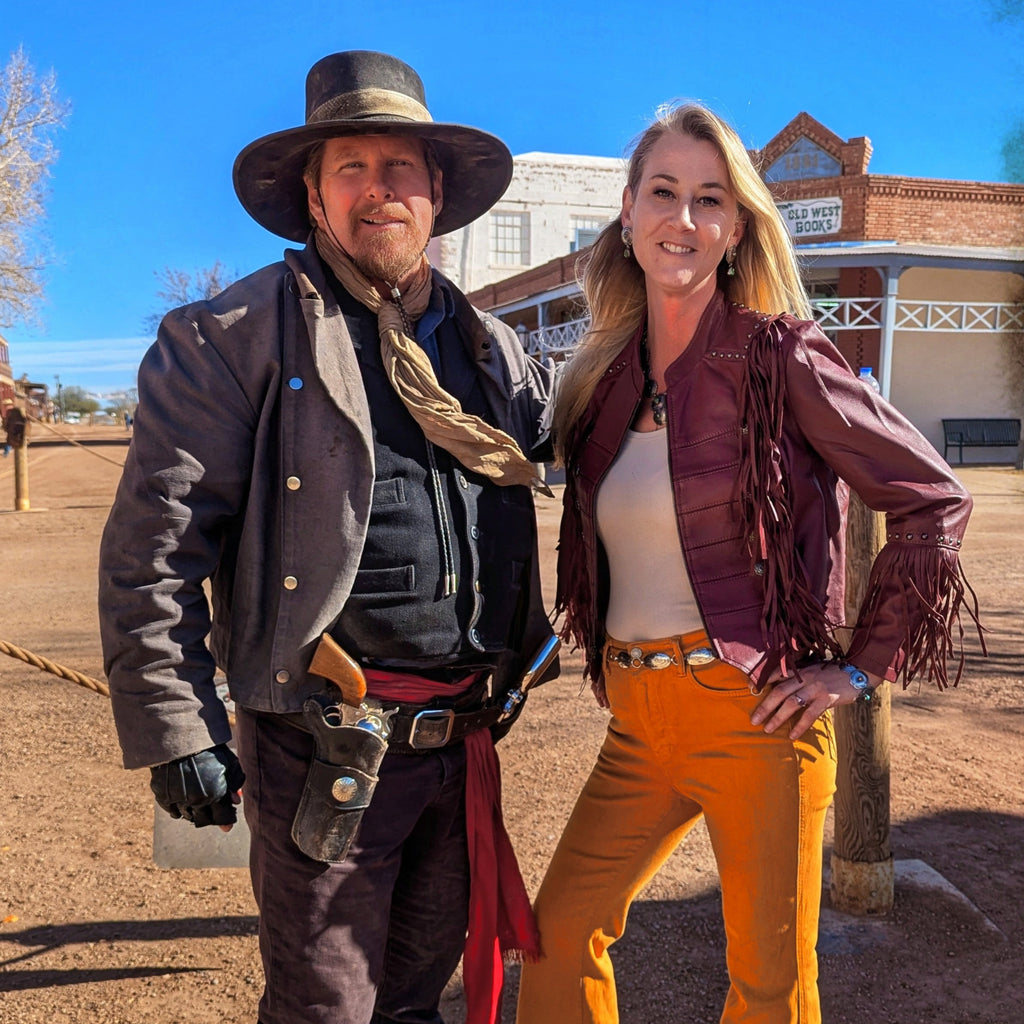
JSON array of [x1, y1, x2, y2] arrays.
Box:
[[306, 134, 442, 287]]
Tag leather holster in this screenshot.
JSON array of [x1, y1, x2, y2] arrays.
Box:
[[291, 695, 389, 864]]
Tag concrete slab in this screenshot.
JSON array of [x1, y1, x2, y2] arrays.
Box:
[[894, 857, 1004, 936], [153, 805, 251, 869], [818, 857, 1005, 954]]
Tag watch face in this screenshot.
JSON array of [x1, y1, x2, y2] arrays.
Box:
[[844, 664, 869, 689]]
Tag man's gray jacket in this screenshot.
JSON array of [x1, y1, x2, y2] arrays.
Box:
[[99, 241, 555, 769]]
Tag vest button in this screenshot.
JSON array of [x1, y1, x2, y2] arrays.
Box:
[[286, 476, 301, 490], [275, 669, 290, 684], [283, 575, 298, 590], [288, 377, 303, 390], [457, 473, 469, 489], [470, 525, 479, 539], [469, 628, 481, 643]]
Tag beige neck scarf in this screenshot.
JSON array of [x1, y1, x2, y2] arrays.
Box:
[[315, 228, 539, 488]]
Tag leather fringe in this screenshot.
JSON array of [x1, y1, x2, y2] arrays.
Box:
[[852, 542, 985, 688], [554, 437, 600, 681], [738, 317, 844, 672]]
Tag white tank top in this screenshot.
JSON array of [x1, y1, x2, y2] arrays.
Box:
[[595, 428, 703, 642]]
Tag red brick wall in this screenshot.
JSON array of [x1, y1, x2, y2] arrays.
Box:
[[770, 176, 1024, 247], [832, 267, 882, 372]]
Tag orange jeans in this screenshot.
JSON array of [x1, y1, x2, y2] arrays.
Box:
[[516, 631, 836, 1024]]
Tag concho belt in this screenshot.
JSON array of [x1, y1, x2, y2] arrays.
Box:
[[608, 645, 717, 670]]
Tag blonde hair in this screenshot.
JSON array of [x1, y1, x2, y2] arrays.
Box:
[[552, 102, 810, 464]]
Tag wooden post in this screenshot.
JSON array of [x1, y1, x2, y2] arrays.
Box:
[[830, 491, 894, 915], [5, 408, 30, 511], [13, 444, 30, 511]]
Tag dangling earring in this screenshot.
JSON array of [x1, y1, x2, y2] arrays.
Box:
[[726, 244, 737, 277], [621, 226, 633, 260]]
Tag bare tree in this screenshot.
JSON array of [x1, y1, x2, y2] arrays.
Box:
[[1003, 123, 1024, 184], [104, 387, 139, 425], [0, 46, 70, 328], [144, 261, 236, 334], [987, 1, 1024, 183]]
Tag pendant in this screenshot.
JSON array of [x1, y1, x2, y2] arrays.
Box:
[[651, 393, 666, 427], [639, 326, 666, 427]]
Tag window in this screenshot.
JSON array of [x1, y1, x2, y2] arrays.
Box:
[[570, 216, 606, 253], [489, 212, 530, 266]]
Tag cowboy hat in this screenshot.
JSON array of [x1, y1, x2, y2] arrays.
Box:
[[233, 50, 514, 241]]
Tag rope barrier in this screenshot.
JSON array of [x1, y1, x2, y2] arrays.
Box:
[[28, 419, 128, 468], [1, 638, 237, 728], [0, 638, 110, 697]]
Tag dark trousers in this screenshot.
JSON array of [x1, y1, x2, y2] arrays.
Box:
[[235, 707, 470, 1024]]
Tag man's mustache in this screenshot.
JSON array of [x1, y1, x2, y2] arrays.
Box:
[[356, 205, 415, 226]]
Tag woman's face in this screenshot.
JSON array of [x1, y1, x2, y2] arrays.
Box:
[[621, 132, 745, 307]]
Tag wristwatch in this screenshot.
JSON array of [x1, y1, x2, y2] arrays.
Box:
[[841, 662, 874, 703]]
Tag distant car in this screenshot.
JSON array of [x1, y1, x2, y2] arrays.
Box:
[[64, 412, 82, 423]]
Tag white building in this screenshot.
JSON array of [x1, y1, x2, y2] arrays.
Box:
[[428, 152, 625, 293]]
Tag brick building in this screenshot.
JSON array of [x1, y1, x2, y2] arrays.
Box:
[[0, 334, 14, 407], [468, 113, 1024, 463]]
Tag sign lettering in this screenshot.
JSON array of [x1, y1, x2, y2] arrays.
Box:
[[775, 197, 842, 238]]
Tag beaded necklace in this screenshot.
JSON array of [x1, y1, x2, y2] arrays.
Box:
[[638, 326, 667, 428]]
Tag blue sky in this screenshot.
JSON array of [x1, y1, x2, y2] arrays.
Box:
[[4, 0, 1022, 395]]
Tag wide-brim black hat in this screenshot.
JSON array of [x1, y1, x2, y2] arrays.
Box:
[[233, 50, 514, 241]]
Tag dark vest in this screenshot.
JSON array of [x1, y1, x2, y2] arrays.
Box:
[[328, 276, 535, 676]]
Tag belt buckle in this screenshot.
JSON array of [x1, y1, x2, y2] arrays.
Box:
[[408, 708, 455, 749]]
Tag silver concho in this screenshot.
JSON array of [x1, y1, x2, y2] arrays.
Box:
[[685, 647, 717, 666], [331, 776, 359, 803], [645, 652, 674, 670]]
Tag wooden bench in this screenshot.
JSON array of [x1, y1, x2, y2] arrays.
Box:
[[942, 418, 1021, 464]]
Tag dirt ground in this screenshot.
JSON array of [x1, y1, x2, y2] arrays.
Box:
[[1, 426, 1022, 1024]]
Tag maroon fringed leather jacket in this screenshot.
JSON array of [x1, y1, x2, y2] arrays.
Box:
[[556, 290, 975, 689]]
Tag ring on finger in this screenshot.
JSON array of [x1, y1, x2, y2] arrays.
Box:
[[793, 693, 807, 707]]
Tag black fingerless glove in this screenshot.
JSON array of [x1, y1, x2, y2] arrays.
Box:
[[149, 744, 246, 828]]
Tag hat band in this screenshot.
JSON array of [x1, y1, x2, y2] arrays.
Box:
[[308, 87, 433, 126]]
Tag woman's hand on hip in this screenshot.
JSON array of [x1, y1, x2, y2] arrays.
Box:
[[750, 662, 883, 740]]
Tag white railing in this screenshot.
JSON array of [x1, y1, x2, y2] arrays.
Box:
[[526, 316, 591, 359], [810, 298, 1024, 332], [810, 298, 883, 330], [522, 299, 1023, 359], [892, 301, 1024, 332]]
